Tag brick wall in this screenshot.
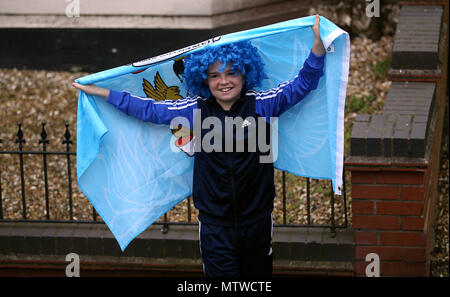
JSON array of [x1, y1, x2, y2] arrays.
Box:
[[350, 167, 429, 276], [347, 2, 448, 277]]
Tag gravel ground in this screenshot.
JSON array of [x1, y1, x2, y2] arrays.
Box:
[[430, 112, 449, 277], [0, 35, 448, 276]]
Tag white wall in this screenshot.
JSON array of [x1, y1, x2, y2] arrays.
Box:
[[0, 0, 309, 29]]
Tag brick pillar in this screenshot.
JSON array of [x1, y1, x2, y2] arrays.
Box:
[[349, 166, 429, 276], [346, 3, 448, 277]]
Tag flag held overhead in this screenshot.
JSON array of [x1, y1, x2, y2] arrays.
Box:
[[75, 15, 349, 251]]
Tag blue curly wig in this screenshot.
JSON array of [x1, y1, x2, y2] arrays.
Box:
[[183, 40, 268, 98]]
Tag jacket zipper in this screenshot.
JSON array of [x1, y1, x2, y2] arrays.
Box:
[[222, 107, 239, 228], [228, 151, 239, 228]]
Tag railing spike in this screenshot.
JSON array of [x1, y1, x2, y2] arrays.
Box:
[[39, 121, 49, 149], [15, 122, 26, 148], [63, 121, 73, 147]]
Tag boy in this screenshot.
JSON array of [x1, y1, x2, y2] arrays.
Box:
[[73, 15, 325, 277]]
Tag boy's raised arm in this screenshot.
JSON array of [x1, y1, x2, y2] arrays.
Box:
[[72, 83, 110, 98], [72, 83, 196, 125], [254, 14, 325, 119], [311, 14, 325, 56]]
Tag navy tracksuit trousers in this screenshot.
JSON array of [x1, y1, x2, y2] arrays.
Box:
[[199, 215, 273, 277]]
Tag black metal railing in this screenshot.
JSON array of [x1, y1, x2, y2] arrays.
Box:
[[0, 121, 99, 222], [0, 122, 349, 232]]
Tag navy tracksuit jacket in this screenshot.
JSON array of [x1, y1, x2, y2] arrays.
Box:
[[107, 50, 325, 276]]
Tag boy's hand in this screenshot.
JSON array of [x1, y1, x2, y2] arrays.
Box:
[[72, 82, 110, 99], [311, 14, 325, 56]]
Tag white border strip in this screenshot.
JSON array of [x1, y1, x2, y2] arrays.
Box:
[[323, 27, 346, 51], [332, 29, 350, 195]]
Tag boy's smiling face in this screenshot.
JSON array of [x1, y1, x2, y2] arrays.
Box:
[[206, 61, 244, 110]]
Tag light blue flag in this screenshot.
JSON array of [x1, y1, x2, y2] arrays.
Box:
[[75, 15, 349, 251]]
